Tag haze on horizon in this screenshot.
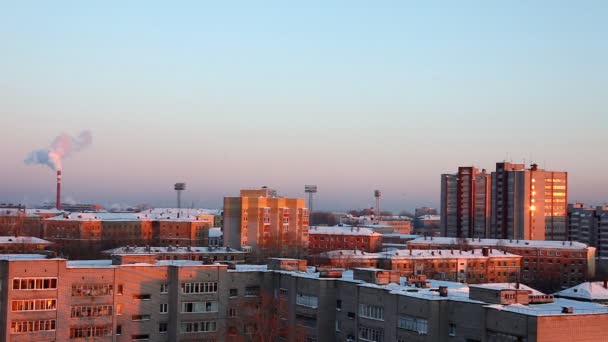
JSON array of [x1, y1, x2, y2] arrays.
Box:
[[1, 1, 607, 212]]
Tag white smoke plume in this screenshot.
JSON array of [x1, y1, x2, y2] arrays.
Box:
[[25, 131, 93, 171]]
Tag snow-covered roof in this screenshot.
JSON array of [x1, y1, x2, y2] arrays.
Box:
[[67, 260, 114, 268], [417, 215, 441, 221], [470, 283, 544, 296], [43, 209, 217, 222], [232, 264, 268, 272], [103, 246, 245, 255], [209, 228, 223, 238], [309, 225, 382, 236], [485, 298, 608, 316], [0, 254, 50, 261], [408, 237, 589, 250], [0, 236, 52, 244], [316, 248, 520, 260], [554, 282, 608, 301]]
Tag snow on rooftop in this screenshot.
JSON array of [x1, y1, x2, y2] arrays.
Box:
[[209, 228, 222, 238], [486, 298, 608, 316], [0, 236, 52, 244], [309, 225, 382, 236], [408, 237, 589, 250], [469, 283, 545, 296], [43, 209, 218, 222], [417, 215, 441, 221], [103, 246, 245, 255], [67, 260, 114, 268], [0, 254, 49, 261], [232, 264, 268, 272], [554, 281, 608, 301]]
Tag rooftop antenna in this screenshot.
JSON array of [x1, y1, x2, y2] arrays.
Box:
[[304, 185, 318, 214], [174, 183, 186, 209]]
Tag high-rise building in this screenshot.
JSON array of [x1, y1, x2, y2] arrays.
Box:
[[223, 188, 309, 256], [440, 167, 491, 238], [568, 203, 608, 259], [490, 163, 568, 240]]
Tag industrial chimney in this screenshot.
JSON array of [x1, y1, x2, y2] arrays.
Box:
[[374, 190, 381, 222], [56, 170, 62, 210]]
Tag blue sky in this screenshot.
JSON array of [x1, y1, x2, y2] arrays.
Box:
[[1, 1, 607, 210]]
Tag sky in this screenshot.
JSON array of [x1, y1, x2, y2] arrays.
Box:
[[1, 1, 607, 211]]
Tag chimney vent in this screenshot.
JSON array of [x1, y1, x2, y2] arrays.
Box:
[[561, 306, 574, 314], [439, 286, 448, 297]]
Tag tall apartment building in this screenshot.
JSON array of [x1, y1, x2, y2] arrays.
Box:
[[491, 162, 568, 240], [3, 255, 608, 342], [440, 167, 491, 238], [441, 162, 568, 241], [223, 188, 309, 256], [569, 203, 608, 259]]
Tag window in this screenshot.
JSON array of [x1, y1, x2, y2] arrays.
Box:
[[11, 299, 56, 312], [279, 288, 288, 296], [229, 288, 238, 297], [359, 326, 383, 342], [69, 326, 111, 338], [116, 325, 122, 335], [229, 307, 237, 317], [159, 322, 168, 333], [132, 334, 150, 341], [12, 277, 57, 290], [72, 284, 113, 296], [10, 320, 55, 334], [398, 315, 428, 335], [181, 301, 218, 313], [133, 294, 151, 300], [180, 321, 217, 333], [160, 283, 168, 293], [117, 284, 123, 295], [160, 303, 168, 314], [449, 323, 456, 336], [336, 299, 342, 310], [359, 304, 384, 320], [245, 286, 260, 297], [132, 315, 151, 321], [296, 293, 318, 308], [70, 305, 112, 318], [181, 282, 218, 294], [335, 320, 342, 332]]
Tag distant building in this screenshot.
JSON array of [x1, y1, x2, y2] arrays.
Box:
[[568, 203, 608, 260], [0, 236, 52, 254], [441, 162, 568, 241], [407, 236, 594, 291], [0, 207, 63, 238], [555, 281, 608, 303], [223, 188, 309, 257], [413, 214, 441, 237], [102, 245, 247, 264], [308, 225, 383, 254], [440, 167, 491, 239], [208, 227, 223, 247], [415, 206, 438, 217]]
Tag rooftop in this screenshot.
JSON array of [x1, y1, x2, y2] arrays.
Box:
[[408, 237, 589, 250], [554, 281, 608, 301], [0, 236, 52, 244], [0, 254, 50, 261], [103, 246, 246, 255], [309, 225, 382, 236]]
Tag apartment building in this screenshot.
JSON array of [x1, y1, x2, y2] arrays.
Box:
[[0, 207, 63, 238], [407, 236, 594, 291], [102, 245, 247, 264], [441, 162, 568, 241], [441, 167, 491, 239], [42, 210, 216, 258], [223, 188, 309, 256], [1, 255, 608, 342], [568, 203, 608, 260], [310, 247, 522, 284], [0, 236, 52, 254], [308, 225, 383, 254]]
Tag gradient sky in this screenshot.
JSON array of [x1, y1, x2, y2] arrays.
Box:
[[1, 1, 607, 211]]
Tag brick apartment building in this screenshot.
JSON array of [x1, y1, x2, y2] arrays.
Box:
[[1, 255, 607, 341], [308, 225, 383, 254], [0, 207, 63, 238], [101, 245, 247, 264], [223, 188, 309, 257], [310, 247, 522, 284], [407, 236, 594, 291], [41, 210, 216, 258]]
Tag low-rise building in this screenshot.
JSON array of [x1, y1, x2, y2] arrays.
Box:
[[102, 245, 247, 264], [407, 236, 595, 291], [309, 225, 383, 254], [0, 236, 52, 254]]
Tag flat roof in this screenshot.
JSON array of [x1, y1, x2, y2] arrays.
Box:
[[408, 237, 589, 250]]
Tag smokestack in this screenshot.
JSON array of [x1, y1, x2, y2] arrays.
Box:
[[56, 170, 61, 210]]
